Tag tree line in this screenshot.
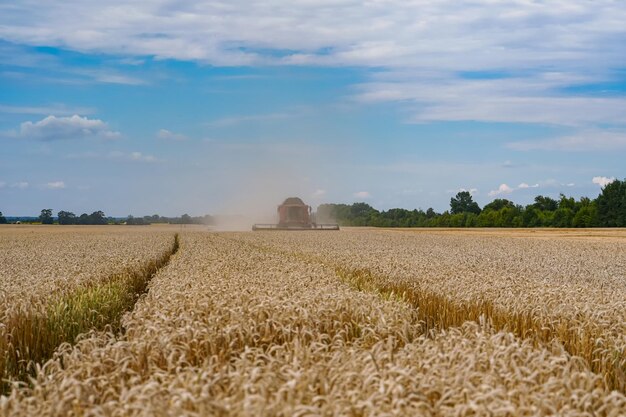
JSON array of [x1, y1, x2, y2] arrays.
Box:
[[2, 179, 624, 228], [316, 178, 626, 228], [0, 210, 214, 225]]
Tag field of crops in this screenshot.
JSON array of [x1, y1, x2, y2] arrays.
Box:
[[1, 227, 625, 416], [235, 228, 626, 391], [0, 225, 178, 391], [0, 225, 175, 311]]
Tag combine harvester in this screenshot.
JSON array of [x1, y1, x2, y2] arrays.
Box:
[[253, 197, 339, 231]]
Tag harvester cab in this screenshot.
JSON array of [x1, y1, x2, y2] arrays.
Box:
[[252, 197, 339, 231]]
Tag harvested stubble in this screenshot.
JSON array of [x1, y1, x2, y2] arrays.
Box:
[[0, 226, 178, 392], [234, 228, 626, 393], [2, 231, 624, 416]]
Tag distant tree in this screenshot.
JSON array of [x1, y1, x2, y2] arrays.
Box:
[[181, 214, 192, 224], [482, 199, 515, 212], [39, 209, 54, 225], [558, 194, 576, 211], [476, 209, 498, 227], [351, 202, 377, 218], [572, 203, 598, 227], [450, 191, 481, 215], [426, 208, 437, 218], [57, 210, 77, 225], [552, 208, 574, 228], [532, 195, 558, 212], [0, 211, 7, 224], [596, 178, 626, 226], [522, 207, 543, 227], [78, 213, 90, 225], [126, 215, 148, 225], [448, 213, 466, 227], [89, 211, 107, 225]]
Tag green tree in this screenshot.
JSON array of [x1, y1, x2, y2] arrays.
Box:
[[57, 210, 77, 225], [450, 191, 481, 215], [351, 202, 377, 218], [463, 213, 478, 227], [89, 211, 107, 225], [482, 199, 515, 212], [476, 210, 499, 227], [316, 203, 352, 225], [126, 215, 147, 225], [552, 208, 574, 227], [596, 179, 626, 227], [0, 211, 7, 224], [558, 194, 576, 211], [448, 213, 466, 227], [533, 195, 558, 212], [39, 209, 54, 225], [572, 204, 598, 227], [522, 207, 543, 227]]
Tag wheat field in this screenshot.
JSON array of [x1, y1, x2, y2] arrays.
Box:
[[0, 225, 178, 392], [235, 228, 626, 392], [1, 227, 625, 416], [0, 225, 175, 311]]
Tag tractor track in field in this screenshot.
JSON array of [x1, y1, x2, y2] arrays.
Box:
[[1, 234, 180, 394], [217, 233, 625, 393]]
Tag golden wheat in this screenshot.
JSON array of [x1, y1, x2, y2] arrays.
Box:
[[1, 230, 624, 416], [234, 228, 626, 392], [0, 225, 178, 390], [0, 225, 175, 315]]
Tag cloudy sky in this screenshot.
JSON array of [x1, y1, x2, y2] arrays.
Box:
[[1, 0, 625, 216]]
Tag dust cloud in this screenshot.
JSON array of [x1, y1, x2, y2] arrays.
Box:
[[210, 155, 321, 231]]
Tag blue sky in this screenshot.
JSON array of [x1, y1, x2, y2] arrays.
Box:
[[0, 1, 625, 217]]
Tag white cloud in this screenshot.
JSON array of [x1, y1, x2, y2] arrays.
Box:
[[353, 191, 371, 199], [74, 69, 146, 86], [130, 152, 155, 162], [157, 129, 186, 141], [10, 182, 29, 189], [207, 113, 292, 127], [357, 78, 626, 127], [488, 184, 514, 197], [0, 1, 624, 130], [110, 151, 157, 162], [311, 189, 326, 198], [69, 150, 159, 162], [9, 115, 120, 141], [2, 1, 623, 70], [508, 130, 626, 151], [2, 1, 623, 127], [0, 104, 95, 116], [65, 151, 99, 159], [518, 183, 539, 189], [592, 176, 616, 187], [45, 181, 66, 189]]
